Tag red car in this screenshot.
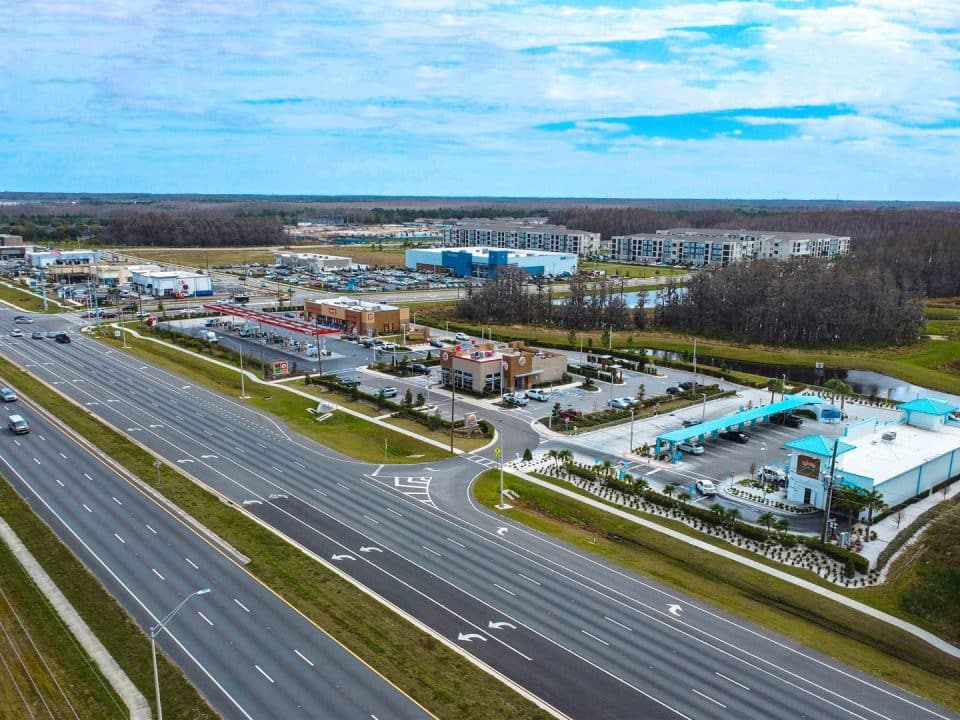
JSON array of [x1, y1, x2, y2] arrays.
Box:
[[560, 408, 583, 420]]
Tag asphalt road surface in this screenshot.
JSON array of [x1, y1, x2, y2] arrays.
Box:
[[2, 312, 956, 720]]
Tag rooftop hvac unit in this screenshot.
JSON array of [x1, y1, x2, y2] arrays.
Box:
[[882, 431, 897, 441]]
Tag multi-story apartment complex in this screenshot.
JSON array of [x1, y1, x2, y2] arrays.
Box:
[[610, 228, 850, 268], [443, 219, 601, 256]]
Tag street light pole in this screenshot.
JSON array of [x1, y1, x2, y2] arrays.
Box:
[[238, 345, 248, 399], [821, 438, 840, 542], [151, 588, 210, 720], [701, 392, 707, 421], [629, 408, 635, 454], [782, 372, 787, 402]]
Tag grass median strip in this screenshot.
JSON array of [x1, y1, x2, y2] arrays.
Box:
[[0, 356, 550, 720], [97, 327, 450, 463], [473, 470, 960, 712], [0, 477, 214, 720]]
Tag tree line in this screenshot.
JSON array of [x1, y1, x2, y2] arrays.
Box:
[[94, 211, 286, 248]]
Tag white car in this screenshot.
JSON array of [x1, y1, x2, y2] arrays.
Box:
[[503, 392, 529, 406], [618, 397, 638, 406], [695, 479, 717, 496], [757, 465, 787, 484], [677, 441, 704, 455], [608, 398, 630, 410], [454, 332, 471, 341], [9, 328, 23, 337], [525, 389, 549, 402]]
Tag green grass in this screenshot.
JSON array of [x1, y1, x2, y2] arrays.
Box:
[[473, 471, 960, 712], [114, 246, 278, 267], [97, 326, 450, 463], [0, 476, 215, 720], [0, 281, 60, 313], [0, 357, 550, 720], [577, 261, 689, 278]]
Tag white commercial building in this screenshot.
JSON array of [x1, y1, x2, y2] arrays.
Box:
[[27, 248, 102, 268], [406, 246, 577, 278], [130, 269, 214, 298], [443, 219, 601, 256], [610, 228, 850, 268], [275, 252, 352, 273]]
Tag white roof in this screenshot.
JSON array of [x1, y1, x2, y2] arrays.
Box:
[[837, 421, 960, 485], [136, 270, 206, 279]]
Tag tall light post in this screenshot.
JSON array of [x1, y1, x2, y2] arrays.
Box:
[[151, 588, 210, 720], [782, 372, 787, 402], [700, 392, 707, 421], [495, 423, 508, 510], [760, 443, 767, 472], [238, 344, 249, 399], [629, 408, 635, 455], [821, 438, 841, 542]]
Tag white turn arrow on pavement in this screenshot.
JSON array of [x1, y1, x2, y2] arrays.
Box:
[[148, 424, 164, 428], [668, 604, 683, 616], [488, 621, 517, 630], [200, 454, 219, 459], [125, 427, 141, 432], [359, 547, 382, 553], [332, 554, 356, 561], [241, 500, 263, 506], [457, 633, 487, 643], [496, 527, 508, 536], [176, 459, 194, 464]]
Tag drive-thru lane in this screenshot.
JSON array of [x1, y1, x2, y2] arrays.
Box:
[[1, 323, 956, 720]]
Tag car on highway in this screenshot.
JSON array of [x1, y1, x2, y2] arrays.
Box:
[[757, 465, 788, 485], [9, 328, 23, 337], [677, 441, 704, 455], [54, 333, 71, 344], [428, 338, 444, 348], [719, 430, 749, 443], [377, 386, 398, 399], [525, 389, 550, 402], [503, 392, 529, 406], [695, 479, 717, 495], [7, 414, 29, 434], [0, 387, 17, 402], [665, 386, 680, 394], [30, 330, 45, 340], [14, 316, 33, 324], [608, 398, 631, 409]]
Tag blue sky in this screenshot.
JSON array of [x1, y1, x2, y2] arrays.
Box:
[[2, 1, 959, 199]]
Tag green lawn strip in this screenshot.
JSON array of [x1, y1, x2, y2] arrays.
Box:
[[474, 471, 960, 712], [577, 261, 688, 278], [0, 480, 214, 720], [383, 415, 490, 452], [97, 328, 449, 463], [0, 282, 61, 313], [115, 246, 278, 267], [0, 357, 551, 720]]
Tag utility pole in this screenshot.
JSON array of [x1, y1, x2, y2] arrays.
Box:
[[449, 374, 456, 453], [821, 438, 840, 543], [692, 337, 697, 387]]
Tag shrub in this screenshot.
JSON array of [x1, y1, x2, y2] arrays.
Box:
[[522, 448, 533, 462]]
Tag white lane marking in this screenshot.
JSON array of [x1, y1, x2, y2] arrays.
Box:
[[336, 481, 349, 490], [59, 452, 67, 459], [716, 671, 750, 691], [152, 568, 165, 581], [372, 464, 383, 476], [581, 629, 609, 647], [691, 688, 726, 708], [647, 468, 661, 475], [270, 465, 283, 473], [54, 478, 64, 487], [294, 649, 314, 667], [37, 434, 45, 441], [185, 558, 199, 570], [33, 457, 40, 465], [82, 503, 92, 513], [198, 611, 214, 627], [235, 446, 246, 454], [421, 545, 442, 557], [362, 514, 380, 525], [114, 533, 125, 544], [446, 537, 465, 549], [145, 524, 156, 535], [387, 507, 403, 517], [12, 439, 20, 447], [234, 598, 250, 613], [517, 572, 541, 586], [254, 665, 274, 683], [314, 488, 328, 497], [112, 496, 122, 505], [83, 472, 93, 481], [292, 460, 305, 469], [493, 583, 516, 597], [605, 616, 632, 632]]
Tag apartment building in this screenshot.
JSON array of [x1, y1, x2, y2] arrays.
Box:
[[443, 219, 601, 256], [610, 228, 850, 268]]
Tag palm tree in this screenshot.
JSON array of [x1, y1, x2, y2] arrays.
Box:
[[863, 490, 887, 539], [600, 459, 614, 484], [766, 378, 783, 404], [757, 511, 776, 532], [774, 517, 790, 536], [546, 449, 560, 473], [678, 490, 692, 504], [662, 484, 675, 500], [823, 378, 852, 413], [637, 384, 646, 402], [710, 503, 726, 521], [634, 477, 650, 494], [725, 507, 741, 527], [833, 486, 868, 527]]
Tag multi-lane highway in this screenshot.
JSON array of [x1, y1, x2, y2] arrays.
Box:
[[1, 312, 957, 720]]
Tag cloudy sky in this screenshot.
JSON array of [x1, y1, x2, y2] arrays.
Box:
[[2, 1, 959, 199]]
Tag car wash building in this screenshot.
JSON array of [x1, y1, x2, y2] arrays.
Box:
[[405, 246, 577, 279], [783, 398, 960, 511], [130, 269, 214, 297]]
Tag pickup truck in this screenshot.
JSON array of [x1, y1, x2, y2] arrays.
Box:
[[525, 389, 550, 402]]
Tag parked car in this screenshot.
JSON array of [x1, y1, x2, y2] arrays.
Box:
[[380, 342, 397, 351], [665, 386, 680, 395], [408, 363, 431, 375], [30, 330, 45, 340], [339, 378, 361, 388], [454, 332, 471, 341], [341, 332, 359, 342], [377, 386, 398, 399], [54, 333, 71, 344], [0, 387, 17, 402], [608, 398, 630, 409], [770, 412, 804, 428], [757, 465, 788, 484], [678, 381, 696, 391], [719, 430, 749, 443], [9, 328, 23, 337], [429, 338, 444, 348], [681, 418, 700, 428], [8, 414, 29, 435], [526, 389, 550, 402], [503, 392, 529, 406], [617, 396, 638, 406], [559, 408, 583, 420], [695, 479, 717, 495], [677, 441, 704, 455]]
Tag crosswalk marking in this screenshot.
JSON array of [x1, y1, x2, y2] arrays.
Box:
[[393, 476, 435, 507], [464, 454, 499, 468]]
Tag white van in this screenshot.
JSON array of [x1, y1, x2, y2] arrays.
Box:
[[202, 331, 218, 343]]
